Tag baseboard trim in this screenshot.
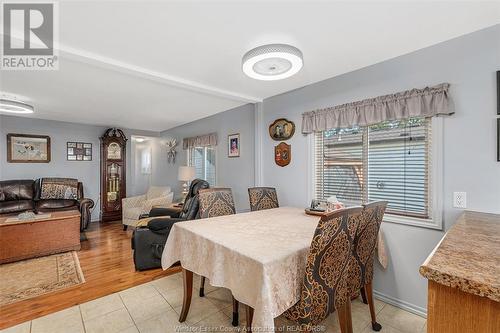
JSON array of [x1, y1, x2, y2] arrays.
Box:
[[373, 290, 427, 318]]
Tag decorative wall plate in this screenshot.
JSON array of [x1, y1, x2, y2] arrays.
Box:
[[275, 142, 291, 167], [269, 118, 295, 141]]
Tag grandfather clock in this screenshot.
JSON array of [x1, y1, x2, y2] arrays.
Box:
[[100, 128, 127, 222]]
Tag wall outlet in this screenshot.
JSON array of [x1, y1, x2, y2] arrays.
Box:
[[453, 192, 467, 209]]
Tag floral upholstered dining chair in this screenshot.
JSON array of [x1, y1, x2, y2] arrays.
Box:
[[283, 206, 364, 333], [197, 188, 240, 326], [248, 187, 279, 211], [198, 188, 236, 218], [348, 201, 387, 331]]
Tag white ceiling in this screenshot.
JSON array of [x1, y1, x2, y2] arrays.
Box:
[[1, 1, 499, 131]]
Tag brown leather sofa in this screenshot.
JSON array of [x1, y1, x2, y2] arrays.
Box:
[[0, 179, 94, 231]]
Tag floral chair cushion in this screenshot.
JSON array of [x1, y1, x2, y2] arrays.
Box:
[[199, 188, 236, 218], [248, 187, 279, 211], [348, 201, 387, 296], [284, 207, 363, 330]]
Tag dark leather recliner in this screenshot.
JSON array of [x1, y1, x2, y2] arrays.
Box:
[[0, 179, 95, 231], [132, 179, 209, 271]]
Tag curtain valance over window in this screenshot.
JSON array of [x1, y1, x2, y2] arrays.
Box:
[[301, 83, 452, 134], [182, 133, 217, 150]]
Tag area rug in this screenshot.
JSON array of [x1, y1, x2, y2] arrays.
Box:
[[0, 251, 85, 306]]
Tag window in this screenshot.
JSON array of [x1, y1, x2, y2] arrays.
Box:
[[188, 146, 216, 186], [314, 117, 439, 226]]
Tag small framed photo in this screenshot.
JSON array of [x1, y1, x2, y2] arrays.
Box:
[[497, 118, 500, 162], [497, 71, 499, 115], [67, 142, 92, 161], [228, 133, 240, 158]]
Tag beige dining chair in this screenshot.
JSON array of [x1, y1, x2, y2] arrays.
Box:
[[198, 188, 240, 326], [248, 187, 279, 211], [280, 206, 363, 333], [348, 201, 387, 331]]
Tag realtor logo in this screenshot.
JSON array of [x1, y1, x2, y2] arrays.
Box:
[[1, 2, 59, 70]]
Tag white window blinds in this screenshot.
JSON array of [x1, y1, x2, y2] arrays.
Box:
[[315, 117, 431, 219], [188, 146, 216, 186]]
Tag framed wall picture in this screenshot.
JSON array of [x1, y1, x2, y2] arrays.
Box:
[[67, 141, 92, 161], [228, 133, 240, 157], [269, 118, 295, 141], [7, 133, 51, 163], [497, 71, 499, 115]]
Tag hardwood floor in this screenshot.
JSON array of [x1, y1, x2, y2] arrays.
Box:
[[0, 221, 180, 330]]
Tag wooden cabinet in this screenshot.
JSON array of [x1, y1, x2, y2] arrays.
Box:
[[100, 128, 127, 222]]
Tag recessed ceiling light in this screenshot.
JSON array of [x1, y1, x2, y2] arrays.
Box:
[[135, 137, 145, 143], [0, 98, 34, 114], [242, 44, 303, 81]]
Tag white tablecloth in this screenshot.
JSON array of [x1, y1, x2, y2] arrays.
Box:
[[162, 207, 319, 331]]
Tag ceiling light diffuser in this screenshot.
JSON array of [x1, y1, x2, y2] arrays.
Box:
[[0, 98, 34, 114], [242, 44, 303, 81]]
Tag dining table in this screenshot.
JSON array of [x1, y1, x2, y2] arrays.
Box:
[[161, 206, 387, 332]]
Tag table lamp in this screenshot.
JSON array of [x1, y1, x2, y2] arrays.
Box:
[[178, 166, 195, 198]]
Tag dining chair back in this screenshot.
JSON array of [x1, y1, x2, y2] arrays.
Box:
[[197, 187, 239, 326], [284, 206, 363, 333], [248, 187, 279, 211], [198, 188, 236, 218], [348, 201, 387, 331]]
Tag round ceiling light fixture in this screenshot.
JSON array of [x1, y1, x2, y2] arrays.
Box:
[[0, 98, 34, 114], [242, 44, 303, 81]]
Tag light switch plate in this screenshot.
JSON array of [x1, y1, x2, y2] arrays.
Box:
[[453, 192, 467, 208]]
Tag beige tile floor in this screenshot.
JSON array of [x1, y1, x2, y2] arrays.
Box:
[[1, 273, 427, 333]]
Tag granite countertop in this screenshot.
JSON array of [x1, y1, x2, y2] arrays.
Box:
[[419, 211, 500, 302]]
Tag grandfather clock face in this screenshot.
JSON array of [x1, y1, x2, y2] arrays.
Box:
[[107, 142, 121, 159]]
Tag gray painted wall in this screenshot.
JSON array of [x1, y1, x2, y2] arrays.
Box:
[[0, 115, 162, 221], [160, 104, 255, 212], [260, 25, 500, 313]]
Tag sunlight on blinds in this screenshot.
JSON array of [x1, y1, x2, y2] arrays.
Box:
[[315, 117, 431, 219]]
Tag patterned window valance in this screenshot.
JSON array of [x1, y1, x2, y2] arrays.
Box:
[[301, 83, 452, 134], [182, 133, 217, 150]]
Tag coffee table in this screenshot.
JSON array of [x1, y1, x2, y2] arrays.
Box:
[[0, 210, 81, 264]]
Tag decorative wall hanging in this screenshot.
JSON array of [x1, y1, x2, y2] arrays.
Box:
[[496, 71, 499, 115], [274, 142, 291, 167], [7, 133, 51, 163], [228, 133, 240, 157], [166, 139, 178, 164], [67, 142, 92, 161], [269, 118, 295, 141]]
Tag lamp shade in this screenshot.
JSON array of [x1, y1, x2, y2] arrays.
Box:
[[178, 166, 195, 181]]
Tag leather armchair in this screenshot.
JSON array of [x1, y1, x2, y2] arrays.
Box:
[[132, 179, 209, 271]]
